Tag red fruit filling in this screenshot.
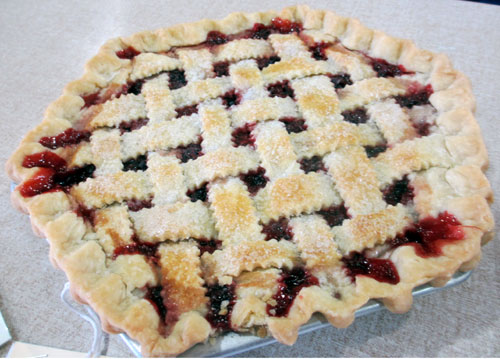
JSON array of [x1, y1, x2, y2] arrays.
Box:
[[317, 204, 350, 227], [309, 42, 330, 61], [39, 128, 91, 149], [113, 239, 159, 260], [280, 117, 307, 134], [383, 175, 414, 206], [197, 239, 222, 255], [239, 167, 268, 195], [247, 18, 302, 40], [262, 218, 293, 241], [342, 252, 400, 284], [299, 156, 325, 173], [342, 108, 369, 124], [19, 168, 57, 198], [75, 205, 96, 226], [168, 69, 187, 90], [116, 46, 140, 60], [271, 17, 303, 34], [267, 268, 319, 317], [213, 61, 230, 77], [187, 183, 208, 202], [394, 84, 433, 108], [82, 91, 101, 108], [232, 123, 256, 148], [118, 117, 149, 134], [123, 155, 148, 172], [205, 31, 229, 46], [221, 89, 241, 108], [391, 212, 465, 257], [369, 57, 412, 78], [19, 164, 95, 198], [126, 198, 153, 212], [267, 80, 295, 99], [364, 144, 387, 158], [145, 286, 168, 322], [328, 73, 353, 89], [206, 283, 236, 330], [175, 104, 198, 118], [22, 151, 67, 172], [175, 142, 203, 163]]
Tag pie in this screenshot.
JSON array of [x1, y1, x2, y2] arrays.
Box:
[[6, 5, 495, 357]]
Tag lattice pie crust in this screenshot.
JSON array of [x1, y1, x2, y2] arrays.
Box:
[[6, 5, 494, 357]]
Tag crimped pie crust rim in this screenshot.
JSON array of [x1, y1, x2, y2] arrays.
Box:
[[5, 5, 495, 357]]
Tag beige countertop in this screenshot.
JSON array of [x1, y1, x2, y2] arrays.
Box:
[[0, 0, 499, 356]]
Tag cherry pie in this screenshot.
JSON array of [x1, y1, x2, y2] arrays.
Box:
[[6, 5, 494, 357]]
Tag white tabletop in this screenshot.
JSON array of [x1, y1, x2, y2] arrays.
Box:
[[0, 0, 498, 356]]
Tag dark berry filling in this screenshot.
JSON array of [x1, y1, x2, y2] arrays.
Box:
[[19, 164, 96, 198], [262, 218, 293, 241], [364, 144, 388, 158], [232, 123, 256, 148], [369, 57, 411, 78], [213, 61, 230, 77], [309, 42, 329, 61], [413, 121, 431, 137], [390, 212, 464, 257], [240, 167, 268, 195], [205, 31, 229, 46], [299, 156, 325, 173], [256, 55, 281, 70], [175, 104, 198, 118], [145, 286, 167, 322], [342, 252, 400, 284], [75, 205, 96, 226], [317, 204, 350, 227], [126, 79, 144, 95], [54, 164, 96, 188], [197, 239, 222, 255], [116, 46, 140, 60], [39, 128, 91, 149], [394, 84, 433, 108], [328, 73, 353, 89], [267, 80, 295, 99], [175, 142, 203, 163], [168, 69, 187, 90], [267, 268, 319, 317], [22, 151, 67, 172], [187, 183, 208, 202], [118, 117, 149, 134], [248, 23, 273, 40], [126, 198, 153, 212], [280, 117, 307, 134], [342, 108, 369, 124], [383, 175, 414, 206], [206, 284, 236, 330], [123, 155, 148, 172], [221, 89, 241, 108]]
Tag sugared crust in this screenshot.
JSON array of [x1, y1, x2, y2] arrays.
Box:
[[5, 5, 494, 357]]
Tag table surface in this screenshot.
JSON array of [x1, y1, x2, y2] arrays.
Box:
[[0, 0, 499, 357]]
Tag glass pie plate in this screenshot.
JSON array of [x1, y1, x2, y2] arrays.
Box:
[[60, 271, 472, 358]]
